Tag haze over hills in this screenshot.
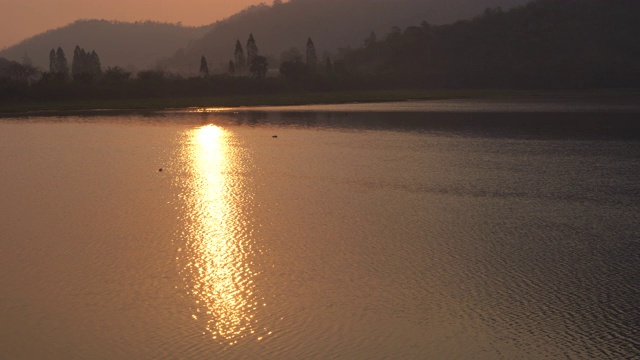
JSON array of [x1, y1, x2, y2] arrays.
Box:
[[0, 20, 212, 71], [161, 0, 530, 73], [1, 0, 638, 106], [1, 0, 528, 74], [338, 0, 640, 88]]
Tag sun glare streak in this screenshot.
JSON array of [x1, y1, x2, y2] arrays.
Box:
[[179, 125, 260, 342]]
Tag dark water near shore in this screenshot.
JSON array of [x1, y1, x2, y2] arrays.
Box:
[[1, 102, 639, 359]]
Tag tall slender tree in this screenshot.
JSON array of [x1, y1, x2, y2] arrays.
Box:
[[234, 40, 246, 75], [49, 49, 57, 73], [306, 37, 317, 70], [228, 60, 236, 75], [72, 45, 87, 78], [55, 47, 69, 79], [246, 33, 259, 65], [70, 46, 102, 80], [89, 51, 102, 75], [199, 55, 209, 76]]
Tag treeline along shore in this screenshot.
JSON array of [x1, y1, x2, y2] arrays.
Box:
[[1, 0, 639, 112]]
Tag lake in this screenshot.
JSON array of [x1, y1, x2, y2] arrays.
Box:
[[1, 100, 639, 359]]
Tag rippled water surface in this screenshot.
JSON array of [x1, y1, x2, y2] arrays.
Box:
[[1, 105, 639, 359]]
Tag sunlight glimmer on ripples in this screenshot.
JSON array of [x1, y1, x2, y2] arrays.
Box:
[[179, 125, 261, 343]]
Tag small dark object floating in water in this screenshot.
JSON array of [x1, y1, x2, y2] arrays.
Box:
[[272, 135, 278, 138], [159, 168, 163, 172]]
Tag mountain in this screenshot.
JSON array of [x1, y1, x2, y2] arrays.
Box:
[[0, 20, 212, 71], [160, 0, 530, 74], [337, 0, 640, 88]]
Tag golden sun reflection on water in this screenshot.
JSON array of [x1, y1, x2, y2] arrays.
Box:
[[179, 125, 261, 343]]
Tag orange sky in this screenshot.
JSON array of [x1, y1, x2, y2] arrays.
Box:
[[0, 0, 268, 50]]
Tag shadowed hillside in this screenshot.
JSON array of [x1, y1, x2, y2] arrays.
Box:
[[5, 0, 635, 108], [159, 0, 528, 73], [337, 0, 640, 88], [0, 20, 212, 71]]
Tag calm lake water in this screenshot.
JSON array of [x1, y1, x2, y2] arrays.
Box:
[[1, 101, 639, 359]]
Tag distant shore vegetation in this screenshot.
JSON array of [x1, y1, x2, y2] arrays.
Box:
[[1, 0, 639, 111]]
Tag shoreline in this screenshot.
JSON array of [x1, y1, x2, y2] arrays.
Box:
[[2, 88, 640, 117]]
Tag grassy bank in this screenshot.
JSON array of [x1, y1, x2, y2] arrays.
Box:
[[1, 88, 639, 115]]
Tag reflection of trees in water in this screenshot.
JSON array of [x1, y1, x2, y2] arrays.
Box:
[[67, 109, 639, 140], [229, 111, 640, 140]]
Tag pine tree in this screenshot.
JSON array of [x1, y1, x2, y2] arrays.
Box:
[[71, 46, 102, 80], [199, 56, 209, 76], [234, 40, 246, 75], [72, 45, 86, 78], [246, 33, 259, 65], [49, 49, 57, 73], [306, 37, 317, 70], [228, 60, 236, 75], [89, 51, 102, 75], [55, 47, 69, 79]]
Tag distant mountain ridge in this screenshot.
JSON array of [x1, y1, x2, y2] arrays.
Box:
[[337, 0, 640, 88], [161, 0, 530, 73], [0, 20, 212, 70], [0, 0, 529, 74]]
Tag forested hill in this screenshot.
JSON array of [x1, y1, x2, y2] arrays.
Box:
[[160, 0, 528, 73], [0, 20, 212, 70], [338, 0, 640, 88]]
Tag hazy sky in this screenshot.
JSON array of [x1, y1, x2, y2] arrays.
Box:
[[0, 0, 267, 50]]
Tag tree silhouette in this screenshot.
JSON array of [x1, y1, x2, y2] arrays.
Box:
[[72, 45, 87, 78], [104, 66, 131, 82], [20, 60, 39, 84], [49, 49, 57, 73], [199, 56, 209, 76], [279, 57, 306, 79], [89, 51, 102, 75], [246, 33, 259, 66], [55, 47, 69, 79], [306, 37, 317, 69], [249, 55, 268, 79], [71, 46, 102, 81], [234, 40, 246, 75], [228, 60, 236, 75], [0, 58, 39, 83]]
